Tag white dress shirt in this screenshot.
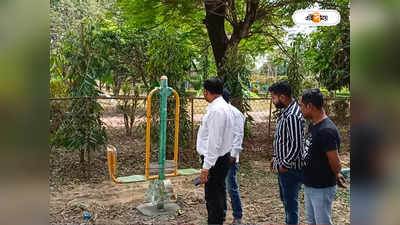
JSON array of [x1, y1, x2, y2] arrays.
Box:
[[228, 104, 245, 163], [197, 96, 234, 169]]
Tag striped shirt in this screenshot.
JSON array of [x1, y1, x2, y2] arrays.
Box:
[[273, 100, 306, 171]]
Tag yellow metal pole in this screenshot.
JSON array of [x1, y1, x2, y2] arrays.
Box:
[[148, 173, 178, 180], [172, 90, 180, 176], [145, 88, 159, 179], [107, 145, 121, 184]]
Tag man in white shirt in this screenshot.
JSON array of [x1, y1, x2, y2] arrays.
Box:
[[197, 78, 234, 225], [222, 88, 245, 225]]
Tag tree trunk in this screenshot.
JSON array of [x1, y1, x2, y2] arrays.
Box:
[[80, 149, 86, 175], [231, 96, 243, 112], [113, 73, 124, 96], [113, 83, 121, 96], [80, 149, 85, 164], [129, 112, 135, 137], [87, 146, 91, 178], [123, 113, 130, 136], [203, 1, 229, 77], [202, 0, 259, 119]]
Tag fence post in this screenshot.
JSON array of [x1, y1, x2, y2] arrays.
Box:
[[268, 98, 272, 138]]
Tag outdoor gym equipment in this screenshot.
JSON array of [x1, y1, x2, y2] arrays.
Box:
[[106, 76, 200, 215]]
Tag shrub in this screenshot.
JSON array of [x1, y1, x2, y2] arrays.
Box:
[[185, 89, 198, 97], [189, 79, 202, 90], [50, 79, 68, 98], [332, 99, 350, 126], [50, 79, 69, 135]]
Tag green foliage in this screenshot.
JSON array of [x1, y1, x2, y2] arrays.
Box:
[[90, 18, 153, 95], [244, 90, 260, 98], [118, 0, 202, 27], [185, 90, 198, 97], [117, 80, 145, 136], [56, 20, 111, 81], [145, 30, 194, 149], [190, 79, 202, 90], [300, 0, 350, 91], [53, 74, 107, 154], [221, 49, 254, 137], [50, 79, 70, 136], [189, 75, 203, 90], [50, 78, 68, 98], [273, 36, 307, 98], [286, 58, 303, 98], [335, 87, 350, 98], [50, 0, 115, 49], [51, 19, 108, 165], [196, 42, 217, 80], [146, 29, 193, 82], [320, 88, 330, 97], [301, 78, 319, 91], [332, 99, 350, 126]]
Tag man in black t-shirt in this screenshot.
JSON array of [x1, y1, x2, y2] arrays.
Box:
[[299, 89, 346, 225]]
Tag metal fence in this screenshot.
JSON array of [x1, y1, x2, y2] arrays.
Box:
[[50, 95, 350, 144], [50, 95, 350, 176]]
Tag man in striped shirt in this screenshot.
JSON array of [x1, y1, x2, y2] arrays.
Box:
[[269, 81, 305, 225]]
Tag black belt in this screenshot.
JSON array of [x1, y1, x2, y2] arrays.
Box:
[[201, 152, 230, 160]]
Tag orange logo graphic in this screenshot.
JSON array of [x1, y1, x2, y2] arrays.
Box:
[[312, 12, 321, 23]]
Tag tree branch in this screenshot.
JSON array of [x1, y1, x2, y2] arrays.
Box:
[[227, 0, 238, 25], [263, 31, 296, 62], [204, 0, 227, 17]]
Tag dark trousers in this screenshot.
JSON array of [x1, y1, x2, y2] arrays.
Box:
[[278, 168, 303, 225], [201, 153, 231, 225]]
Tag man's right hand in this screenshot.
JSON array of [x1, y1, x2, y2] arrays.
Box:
[[270, 158, 274, 171], [337, 173, 347, 188], [199, 169, 209, 184]]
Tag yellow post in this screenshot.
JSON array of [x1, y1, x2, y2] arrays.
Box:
[[145, 88, 159, 179], [172, 90, 180, 176], [107, 145, 121, 184]]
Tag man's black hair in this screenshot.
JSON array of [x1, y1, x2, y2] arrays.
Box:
[[222, 88, 230, 103], [301, 88, 324, 110], [203, 77, 223, 95], [268, 80, 292, 98]]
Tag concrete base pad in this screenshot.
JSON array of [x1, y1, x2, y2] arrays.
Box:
[[136, 202, 180, 216]]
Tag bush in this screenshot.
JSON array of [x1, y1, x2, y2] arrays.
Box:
[[50, 79, 68, 98], [320, 88, 330, 97], [302, 78, 318, 91], [332, 99, 350, 126], [50, 79, 69, 135], [189, 79, 202, 90], [52, 74, 107, 167], [185, 89, 198, 97], [324, 98, 332, 117], [244, 90, 259, 98]]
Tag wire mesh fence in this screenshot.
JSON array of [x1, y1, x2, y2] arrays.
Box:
[[49, 95, 350, 185], [50, 96, 350, 151]]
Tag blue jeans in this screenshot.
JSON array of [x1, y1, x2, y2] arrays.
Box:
[[224, 163, 243, 219], [278, 169, 303, 224], [304, 185, 337, 225]]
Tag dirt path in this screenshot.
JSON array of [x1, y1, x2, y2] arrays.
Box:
[[50, 159, 349, 225], [50, 105, 350, 224]]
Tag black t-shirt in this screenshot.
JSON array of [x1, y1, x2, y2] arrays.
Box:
[[302, 118, 341, 188]]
